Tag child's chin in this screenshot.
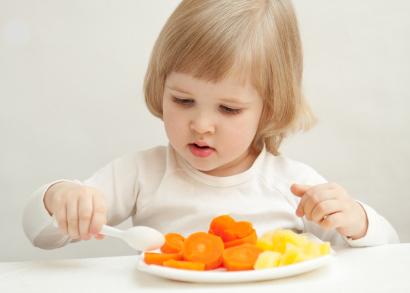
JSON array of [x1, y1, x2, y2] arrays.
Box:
[[188, 159, 216, 172]]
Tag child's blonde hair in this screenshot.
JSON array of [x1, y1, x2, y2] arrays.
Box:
[[144, 0, 316, 156]]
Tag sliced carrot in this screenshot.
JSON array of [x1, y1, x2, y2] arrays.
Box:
[[224, 229, 257, 249], [163, 260, 205, 271], [221, 229, 237, 242], [144, 251, 184, 266], [183, 232, 224, 270], [208, 215, 236, 242], [223, 244, 264, 271], [160, 233, 186, 253], [233, 221, 253, 238], [209, 215, 253, 242]]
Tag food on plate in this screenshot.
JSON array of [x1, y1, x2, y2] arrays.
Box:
[[143, 215, 332, 271], [144, 251, 184, 266], [280, 242, 310, 265], [271, 229, 308, 253], [254, 229, 331, 269], [303, 241, 321, 258], [319, 242, 331, 255], [222, 244, 264, 271], [163, 259, 205, 271], [208, 215, 253, 242], [182, 232, 225, 270], [160, 233, 186, 253], [223, 229, 257, 248], [256, 237, 274, 251], [253, 251, 282, 269]]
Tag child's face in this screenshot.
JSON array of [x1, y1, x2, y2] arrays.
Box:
[[162, 71, 263, 175]]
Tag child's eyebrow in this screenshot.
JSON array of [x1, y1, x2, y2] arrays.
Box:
[[166, 85, 252, 105], [217, 97, 252, 105], [167, 85, 193, 95]]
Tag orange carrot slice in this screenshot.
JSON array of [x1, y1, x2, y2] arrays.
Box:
[[144, 251, 184, 266], [160, 233, 186, 253], [209, 215, 253, 242], [183, 232, 224, 270], [224, 229, 257, 248], [233, 221, 253, 238], [223, 244, 264, 271], [208, 215, 237, 242], [163, 260, 205, 271]]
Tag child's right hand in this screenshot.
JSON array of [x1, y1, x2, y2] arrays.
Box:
[[43, 182, 107, 241]]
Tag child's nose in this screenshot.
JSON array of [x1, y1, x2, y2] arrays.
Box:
[[190, 112, 215, 134]]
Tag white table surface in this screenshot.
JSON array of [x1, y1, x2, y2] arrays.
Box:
[[1, 244, 410, 293]]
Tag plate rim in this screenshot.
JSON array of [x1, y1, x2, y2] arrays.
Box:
[[136, 252, 336, 283]]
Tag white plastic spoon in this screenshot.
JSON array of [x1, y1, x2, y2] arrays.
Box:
[[51, 215, 165, 251]]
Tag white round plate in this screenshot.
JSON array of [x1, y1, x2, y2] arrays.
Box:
[[136, 233, 336, 283]]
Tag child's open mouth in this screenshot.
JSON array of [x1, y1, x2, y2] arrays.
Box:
[[189, 143, 215, 158]]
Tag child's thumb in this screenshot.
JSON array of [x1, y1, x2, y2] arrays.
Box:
[[290, 184, 312, 197]]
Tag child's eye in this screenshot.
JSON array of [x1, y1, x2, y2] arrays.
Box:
[[172, 96, 241, 114], [220, 105, 242, 115], [171, 96, 194, 106]]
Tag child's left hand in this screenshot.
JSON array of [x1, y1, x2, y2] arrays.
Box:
[[291, 183, 368, 240]]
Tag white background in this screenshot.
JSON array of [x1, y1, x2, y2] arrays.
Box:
[[1, 0, 409, 262]]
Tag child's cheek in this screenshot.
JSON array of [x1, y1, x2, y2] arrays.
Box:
[[164, 106, 196, 155], [164, 116, 184, 143], [219, 122, 253, 154], [163, 104, 186, 146]]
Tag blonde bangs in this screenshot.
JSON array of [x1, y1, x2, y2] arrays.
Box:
[[156, 1, 265, 84], [144, 0, 317, 155]]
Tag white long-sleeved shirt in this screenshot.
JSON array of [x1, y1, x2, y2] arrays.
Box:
[[23, 143, 400, 250]]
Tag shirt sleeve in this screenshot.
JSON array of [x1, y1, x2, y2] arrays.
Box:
[[22, 152, 141, 250], [339, 201, 400, 247]]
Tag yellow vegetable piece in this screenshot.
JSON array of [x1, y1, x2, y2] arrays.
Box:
[[279, 243, 303, 266], [303, 241, 321, 258], [319, 242, 331, 255], [256, 238, 275, 251], [293, 252, 314, 264], [260, 231, 276, 239], [254, 251, 282, 270], [272, 229, 308, 254], [256, 229, 332, 266]]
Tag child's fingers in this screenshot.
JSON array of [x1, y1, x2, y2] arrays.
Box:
[[290, 184, 312, 197], [89, 193, 107, 237], [54, 206, 69, 236], [310, 199, 341, 223], [295, 185, 335, 218], [78, 195, 93, 241], [95, 234, 105, 240], [302, 190, 337, 220], [294, 185, 318, 217], [67, 198, 80, 239], [319, 212, 344, 231]]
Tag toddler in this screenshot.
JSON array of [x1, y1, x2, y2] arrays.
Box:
[[23, 0, 399, 250]]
